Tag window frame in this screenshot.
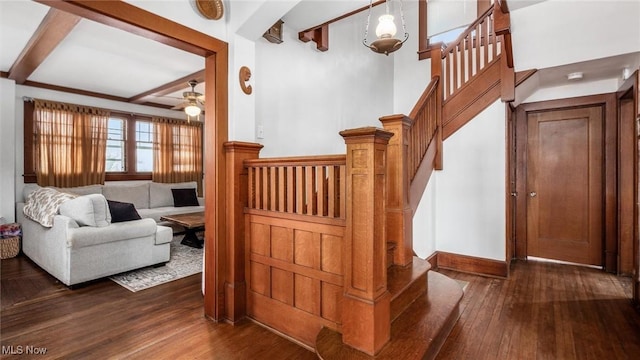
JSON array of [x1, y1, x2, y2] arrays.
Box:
[[104, 112, 153, 181], [23, 104, 160, 183]]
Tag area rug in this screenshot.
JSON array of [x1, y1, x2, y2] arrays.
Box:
[[109, 235, 203, 292]]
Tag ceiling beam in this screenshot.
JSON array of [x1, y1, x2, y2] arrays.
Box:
[[8, 8, 80, 84], [129, 69, 206, 104], [36, 0, 227, 57], [297, 0, 385, 52]]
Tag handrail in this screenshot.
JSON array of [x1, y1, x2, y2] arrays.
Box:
[[442, 5, 494, 56], [245, 155, 346, 219], [441, 4, 500, 100], [407, 76, 440, 181]]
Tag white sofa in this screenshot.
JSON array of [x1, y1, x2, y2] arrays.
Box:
[[16, 181, 204, 286]]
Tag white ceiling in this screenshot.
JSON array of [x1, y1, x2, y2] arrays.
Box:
[[1, 0, 637, 111]]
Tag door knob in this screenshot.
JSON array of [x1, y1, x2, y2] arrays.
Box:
[[529, 192, 537, 197]]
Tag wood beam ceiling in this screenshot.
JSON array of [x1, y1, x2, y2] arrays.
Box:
[[8, 8, 80, 84], [7, 1, 218, 109], [129, 69, 206, 104]]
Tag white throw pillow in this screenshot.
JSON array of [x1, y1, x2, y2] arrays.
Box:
[[59, 194, 112, 227]]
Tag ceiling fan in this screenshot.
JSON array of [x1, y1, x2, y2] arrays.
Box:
[[172, 80, 205, 118]]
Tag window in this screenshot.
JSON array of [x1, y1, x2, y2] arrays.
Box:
[[136, 121, 153, 172], [106, 118, 126, 172], [105, 114, 156, 180], [24, 103, 203, 183]]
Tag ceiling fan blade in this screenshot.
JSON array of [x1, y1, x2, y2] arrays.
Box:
[[171, 101, 189, 110]]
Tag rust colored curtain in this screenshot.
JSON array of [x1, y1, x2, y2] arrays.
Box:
[[152, 117, 203, 195], [33, 100, 109, 187]]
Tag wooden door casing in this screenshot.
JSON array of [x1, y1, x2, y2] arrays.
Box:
[[526, 106, 604, 266]]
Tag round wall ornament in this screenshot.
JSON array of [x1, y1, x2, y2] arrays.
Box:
[[195, 0, 224, 20]]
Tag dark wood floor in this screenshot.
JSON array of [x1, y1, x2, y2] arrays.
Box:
[[2, 255, 639, 359], [437, 260, 640, 360]]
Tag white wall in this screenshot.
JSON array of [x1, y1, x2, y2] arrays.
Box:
[[434, 100, 506, 261], [427, 0, 476, 37], [254, 13, 394, 157], [413, 174, 437, 258], [511, 0, 640, 72], [393, 0, 432, 114], [1, 78, 16, 222], [229, 34, 257, 142]]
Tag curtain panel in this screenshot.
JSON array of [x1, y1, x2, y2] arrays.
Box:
[[33, 100, 109, 187], [152, 117, 203, 195]]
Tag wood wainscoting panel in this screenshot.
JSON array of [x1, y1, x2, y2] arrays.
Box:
[[436, 251, 509, 278], [245, 212, 345, 347]]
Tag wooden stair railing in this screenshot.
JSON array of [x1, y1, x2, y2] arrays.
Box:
[[380, 75, 442, 267], [381, 0, 514, 267]]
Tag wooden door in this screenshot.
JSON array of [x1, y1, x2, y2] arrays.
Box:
[[526, 106, 603, 265]]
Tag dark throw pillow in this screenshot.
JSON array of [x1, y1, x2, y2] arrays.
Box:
[[172, 188, 199, 207], [107, 200, 142, 223]]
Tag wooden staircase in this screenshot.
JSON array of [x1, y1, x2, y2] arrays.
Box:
[[222, 2, 515, 359], [316, 2, 514, 358]]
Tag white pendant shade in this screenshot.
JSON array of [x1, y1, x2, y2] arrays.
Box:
[[185, 104, 201, 117], [375, 14, 397, 39]]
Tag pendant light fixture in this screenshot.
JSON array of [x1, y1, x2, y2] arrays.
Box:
[[363, 0, 408, 56]]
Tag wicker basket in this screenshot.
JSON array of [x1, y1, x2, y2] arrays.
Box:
[[0, 236, 20, 259]]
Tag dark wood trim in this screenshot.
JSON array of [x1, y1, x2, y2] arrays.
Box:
[[297, 1, 384, 52], [0, 71, 8, 78], [417, 0, 429, 60], [36, 0, 225, 56], [23, 101, 35, 183], [514, 93, 618, 272], [616, 72, 639, 282], [298, 0, 385, 35], [298, 25, 328, 52], [426, 251, 438, 269], [8, 8, 80, 84], [204, 50, 229, 321], [37, 0, 229, 320], [129, 69, 206, 104], [515, 69, 537, 87], [506, 103, 515, 265], [436, 251, 509, 278]]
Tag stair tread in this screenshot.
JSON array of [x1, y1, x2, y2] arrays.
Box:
[[316, 271, 463, 360], [387, 257, 431, 300]]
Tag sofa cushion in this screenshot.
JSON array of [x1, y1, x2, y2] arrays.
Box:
[[55, 184, 103, 196], [67, 218, 157, 248], [23, 187, 77, 227], [172, 188, 199, 207], [149, 181, 198, 208], [107, 200, 142, 223], [102, 183, 150, 209], [59, 194, 111, 227], [155, 225, 173, 245]]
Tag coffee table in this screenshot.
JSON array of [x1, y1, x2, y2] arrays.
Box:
[[160, 211, 205, 248]]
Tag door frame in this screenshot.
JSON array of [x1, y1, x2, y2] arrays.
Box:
[[41, 1, 229, 319], [616, 70, 640, 305], [513, 94, 618, 272]]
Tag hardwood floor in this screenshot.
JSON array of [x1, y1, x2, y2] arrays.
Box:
[[1, 255, 316, 359], [2, 256, 639, 359], [437, 260, 640, 360]]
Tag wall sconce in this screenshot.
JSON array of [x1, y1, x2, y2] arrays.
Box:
[[363, 0, 408, 55]]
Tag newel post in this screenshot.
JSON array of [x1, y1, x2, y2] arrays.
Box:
[[380, 115, 414, 267], [223, 141, 263, 323], [339, 127, 393, 355]]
